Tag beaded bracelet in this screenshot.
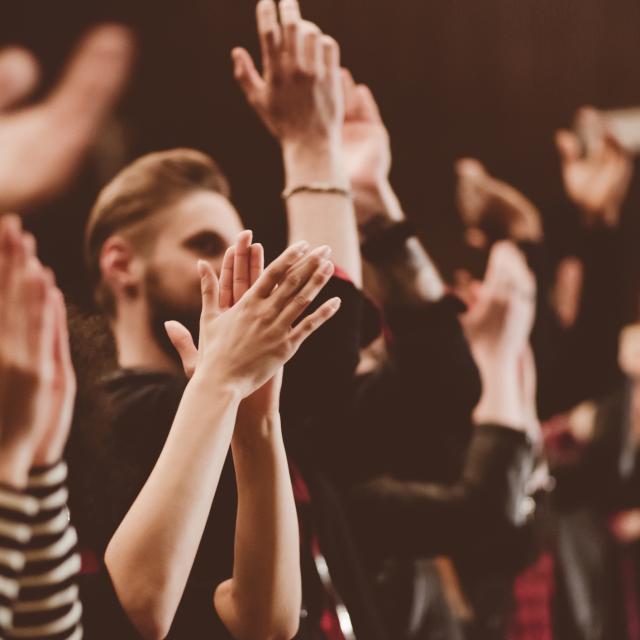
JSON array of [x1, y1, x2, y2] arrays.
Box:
[[282, 182, 353, 200]]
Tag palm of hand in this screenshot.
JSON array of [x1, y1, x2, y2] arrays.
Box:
[[343, 120, 390, 189], [563, 159, 617, 214], [260, 76, 341, 143], [461, 243, 535, 360], [456, 160, 541, 240]]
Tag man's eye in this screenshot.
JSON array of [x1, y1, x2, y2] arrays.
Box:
[[187, 234, 225, 256]]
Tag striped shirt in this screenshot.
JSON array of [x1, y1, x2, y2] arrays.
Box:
[[0, 462, 82, 640]]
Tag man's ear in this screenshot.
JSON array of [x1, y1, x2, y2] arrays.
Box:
[[100, 235, 143, 300]]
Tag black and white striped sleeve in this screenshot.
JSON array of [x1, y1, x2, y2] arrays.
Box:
[[7, 462, 83, 640], [0, 483, 38, 635]]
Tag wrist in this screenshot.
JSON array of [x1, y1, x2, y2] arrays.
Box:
[[353, 179, 405, 227], [233, 413, 282, 450], [190, 368, 243, 406], [473, 356, 526, 429], [282, 138, 348, 187], [0, 444, 33, 489]]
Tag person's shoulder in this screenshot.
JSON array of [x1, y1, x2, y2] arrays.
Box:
[[102, 368, 188, 430]]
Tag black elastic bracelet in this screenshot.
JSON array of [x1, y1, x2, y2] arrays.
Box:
[[361, 220, 417, 263]]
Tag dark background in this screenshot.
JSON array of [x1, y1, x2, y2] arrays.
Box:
[[4, 0, 640, 305]]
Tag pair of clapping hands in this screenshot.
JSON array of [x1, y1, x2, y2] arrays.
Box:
[[165, 231, 340, 420], [0, 216, 75, 488]]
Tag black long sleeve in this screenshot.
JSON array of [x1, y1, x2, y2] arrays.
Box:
[[340, 295, 481, 486], [348, 425, 533, 562]]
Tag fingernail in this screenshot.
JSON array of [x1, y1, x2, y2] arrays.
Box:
[[197, 260, 207, 276], [295, 241, 310, 254], [331, 297, 341, 309], [316, 245, 331, 258], [321, 260, 334, 275]]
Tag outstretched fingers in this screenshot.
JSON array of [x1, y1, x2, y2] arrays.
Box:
[[233, 230, 253, 303], [251, 241, 310, 298], [289, 297, 341, 346], [219, 247, 235, 310], [256, 0, 282, 77], [232, 47, 264, 103], [198, 260, 220, 320], [250, 243, 264, 286], [279, 0, 302, 64], [278, 256, 335, 327], [269, 245, 331, 311]]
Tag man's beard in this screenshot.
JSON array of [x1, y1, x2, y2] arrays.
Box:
[[145, 270, 201, 368]]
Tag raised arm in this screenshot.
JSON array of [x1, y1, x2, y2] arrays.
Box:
[[108, 233, 340, 639], [171, 235, 328, 639], [0, 215, 83, 640], [341, 69, 445, 306], [350, 243, 539, 557], [0, 26, 134, 214], [233, 0, 362, 287]]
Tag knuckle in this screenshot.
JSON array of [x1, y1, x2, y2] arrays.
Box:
[[292, 65, 313, 82], [293, 294, 308, 307], [312, 271, 327, 285]]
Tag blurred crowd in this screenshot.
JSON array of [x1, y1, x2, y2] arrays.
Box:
[[1, 2, 639, 639]]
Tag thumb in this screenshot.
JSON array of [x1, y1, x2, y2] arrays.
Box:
[[0, 47, 40, 111], [555, 130, 581, 164], [165, 321, 198, 378], [465, 227, 488, 249], [232, 47, 264, 104]]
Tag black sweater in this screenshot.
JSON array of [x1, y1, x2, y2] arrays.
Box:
[[69, 276, 387, 640]]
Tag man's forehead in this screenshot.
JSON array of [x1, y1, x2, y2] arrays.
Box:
[[158, 190, 241, 235]]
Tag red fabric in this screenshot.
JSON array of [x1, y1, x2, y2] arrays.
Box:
[[620, 547, 640, 640], [508, 552, 555, 640], [290, 465, 346, 640], [320, 609, 347, 640], [80, 548, 100, 575], [332, 267, 353, 285]]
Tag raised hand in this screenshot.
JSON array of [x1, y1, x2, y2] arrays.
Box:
[[461, 241, 536, 363], [339, 68, 409, 227], [0, 216, 76, 486], [233, 0, 362, 285], [459, 243, 536, 429], [166, 231, 340, 401], [0, 25, 134, 213], [455, 158, 543, 248], [341, 71, 390, 193], [556, 107, 633, 228], [232, 0, 343, 149], [167, 230, 282, 420]]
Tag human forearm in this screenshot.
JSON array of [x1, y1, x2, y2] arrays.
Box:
[[349, 424, 532, 558], [0, 446, 32, 490], [105, 374, 241, 639], [215, 413, 301, 640], [283, 140, 362, 288], [473, 355, 525, 430]]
